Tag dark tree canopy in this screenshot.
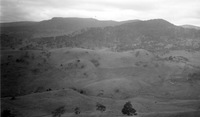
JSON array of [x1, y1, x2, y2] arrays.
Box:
[[52, 106, 65, 117], [96, 102, 106, 112], [74, 107, 80, 115], [1, 109, 14, 117], [122, 101, 137, 116]]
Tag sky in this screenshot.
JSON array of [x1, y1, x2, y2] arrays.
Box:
[[1, 0, 200, 26]]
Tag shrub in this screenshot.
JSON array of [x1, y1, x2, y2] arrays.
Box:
[[90, 59, 100, 67], [46, 88, 52, 91], [70, 87, 86, 94], [135, 51, 140, 57], [96, 102, 106, 112], [168, 56, 173, 60], [121, 101, 137, 116], [79, 90, 85, 94], [97, 90, 104, 96], [52, 106, 65, 117], [188, 72, 200, 80], [32, 68, 40, 74], [10, 96, 16, 100], [34, 86, 45, 93], [115, 89, 120, 93]]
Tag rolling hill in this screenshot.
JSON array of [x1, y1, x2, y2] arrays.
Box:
[[1, 48, 200, 117], [1, 18, 200, 117]]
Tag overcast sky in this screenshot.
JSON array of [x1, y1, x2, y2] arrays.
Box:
[[1, 0, 200, 26]]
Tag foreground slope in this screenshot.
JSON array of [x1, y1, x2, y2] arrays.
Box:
[[1, 48, 200, 117]]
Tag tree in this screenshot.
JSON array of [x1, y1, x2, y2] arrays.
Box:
[[1, 109, 14, 117], [74, 107, 80, 115], [10, 96, 16, 100], [52, 106, 65, 117], [96, 102, 106, 112], [121, 101, 137, 116]]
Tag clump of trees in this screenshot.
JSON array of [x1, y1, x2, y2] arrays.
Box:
[[121, 101, 137, 116], [16, 58, 25, 63], [70, 87, 86, 95], [52, 106, 65, 117], [74, 107, 80, 115], [1, 109, 14, 117], [96, 102, 106, 112], [188, 72, 200, 80], [46, 88, 52, 91]]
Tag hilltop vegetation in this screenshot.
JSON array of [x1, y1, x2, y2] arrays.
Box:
[[1, 18, 200, 52]]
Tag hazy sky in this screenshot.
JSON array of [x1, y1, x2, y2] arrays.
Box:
[[1, 0, 200, 26]]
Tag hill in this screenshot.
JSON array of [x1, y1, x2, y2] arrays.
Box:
[[7, 19, 199, 52], [1, 17, 139, 38], [181, 25, 200, 30], [1, 48, 200, 117], [1, 18, 200, 117]]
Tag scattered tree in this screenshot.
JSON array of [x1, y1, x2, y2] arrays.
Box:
[[115, 89, 120, 93], [10, 96, 16, 100], [90, 59, 100, 67], [74, 107, 80, 115], [70, 87, 86, 94], [97, 90, 104, 96], [46, 88, 52, 91], [79, 90, 85, 94], [96, 102, 106, 112], [169, 56, 173, 60], [121, 101, 137, 116], [52, 106, 65, 117]]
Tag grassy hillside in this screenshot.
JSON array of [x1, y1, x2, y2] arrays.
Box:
[[1, 18, 200, 117], [1, 48, 200, 117]]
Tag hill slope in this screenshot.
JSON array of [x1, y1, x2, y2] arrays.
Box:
[[1, 48, 200, 117], [11, 19, 199, 52]]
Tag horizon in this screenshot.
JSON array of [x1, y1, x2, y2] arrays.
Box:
[[1, 0, 200, 26], [1, 17, 200, 27]]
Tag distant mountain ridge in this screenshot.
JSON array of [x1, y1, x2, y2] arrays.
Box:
[[0, 17, 139, 37], [181, 25, 200, 30], [1, 18, 200, 52], [61, 19, 199, 52]]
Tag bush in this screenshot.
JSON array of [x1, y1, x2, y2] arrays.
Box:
[[90, 59, 100, 67], [46, 88, 52, 91], [70, 87, 86, 94], [10, 96, 16, 100], [79, 90, 85, 94], [121, 101, 137, 116], [96, 102, 106, 112], [52, 106, 65, 117], [34, 86, 44, 93], [115, 89, 120, 93], [188, 72, 200, 80]]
